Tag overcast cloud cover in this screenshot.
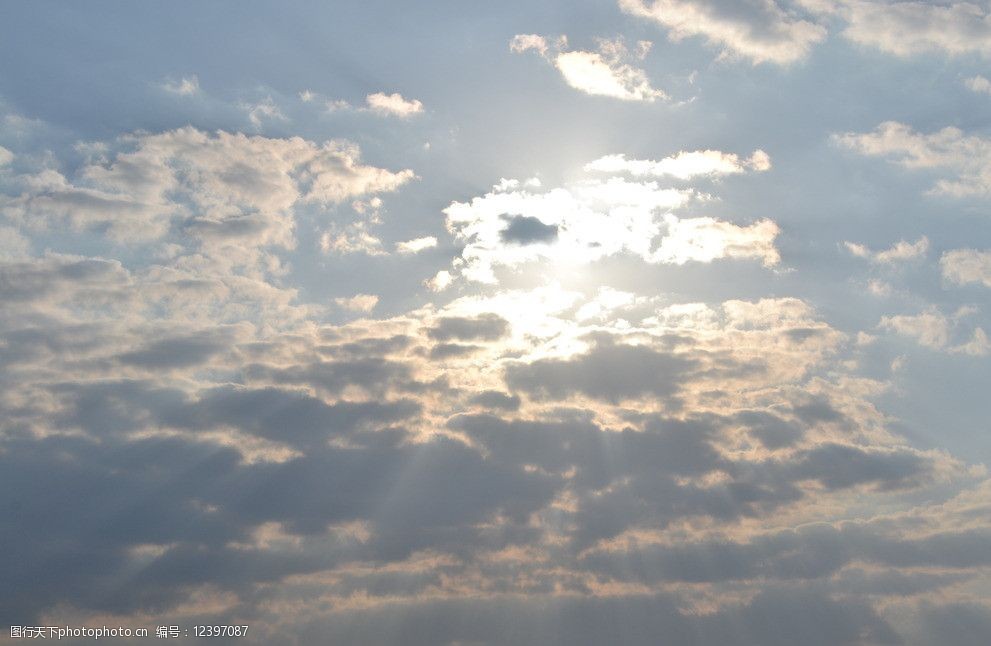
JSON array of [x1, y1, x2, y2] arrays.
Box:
[[1, 1, 990, 644]]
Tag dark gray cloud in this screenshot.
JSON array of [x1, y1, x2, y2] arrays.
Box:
[[243, 357, 412, 396], [499, 214, 559, 245], [428, 342, 481, 359], [915, 602, 991, 646], [116, 329, 235, 369], [469, 390, 521, 411], [505, 336, 697, 403], [283, 587, 899, 646], [426, 313, 509, 342], [787, 442, 930, 491]]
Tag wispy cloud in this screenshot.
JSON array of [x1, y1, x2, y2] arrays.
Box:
[[844, 236, 929, 264], [512, 34, 666, 101], [161, 74, 200, 95]]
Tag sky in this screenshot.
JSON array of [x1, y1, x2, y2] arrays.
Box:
[[1, 1, 991, 644]]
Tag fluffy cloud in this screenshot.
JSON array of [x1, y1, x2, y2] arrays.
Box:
[[836, 121, 991, 196], [654, 215, 780, 266], [619, 0, 827, 65], [879, 307, 989, 356], [440, 150, 779, 283], [1, 121, 988, 645], [620, 0, 991, 66], [844, 236, 929, 263], [0, 128, 414, 246], [808, 0, 991, 58], [1, 235, 983, 641], [511, 34, 666, 101], [365, 92, 425, 117], [965, 74, 991, 95], [941, 249, 991, 288]]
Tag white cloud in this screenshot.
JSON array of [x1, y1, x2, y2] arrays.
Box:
[[620, 0, 991, 65], [619, 0, 827, 65], [653, 214, 781, 266], [554, 50, 665, 101], [0, 128, 415, 245], [396, 236, 438, 254], [510, 34, 549, 56], [0, 145, 13, 166], [585, 149, 771, 179], [320, 226, 386, 256], [880, 306, 988, 355], [365, 92, 424, 118], [816, 0, 991, 58], [880, 309, 951, 349], [965, 75, 991, 94], [844, 237, 928, 263], [299, 89, 316, 102], [511, 35, 666, 102], [425, 269, 454, 291], [941, 249, 991, 288], [836, 121, 991, 196], [335, 293, 379, 312], [440, 155, 780, 284]]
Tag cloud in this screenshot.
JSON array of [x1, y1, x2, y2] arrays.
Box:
[[512, 35, 666, 101], [880, 309, 951, 349], [813, 0, 991, 58], [424, 269, 454, 291], [965, 75, 991, 95], [320, 224, 386, 256], [395, 236, 438, 254], [510, 33, 550, 56], [1, 118, 987, 645], [505, 335, 698, 404], [836, 121, 991, 196], [0, 242, 979, 637], [335, 294, 379, 312], [499, 214, 560, 245], [427, 313, 509, 342], [365, 92, 424, 117], [844, 236, 929, 263], [161, 75, 200, 96], [941, 249, 991, 288], [585, 149, 771, 179], [116, 327, 240, 369], [0, 127, 415, 245], [653, 214, 781, 266], [879, 307, 989, 356], [619, 0, 827, 65], [440, 155, 779, 284], [0, 144, 13, 166], [618, 0, 991, 66], [241, 96, 287, 128], [955, 327, 991, 356], [0, 225, 30, 260]]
